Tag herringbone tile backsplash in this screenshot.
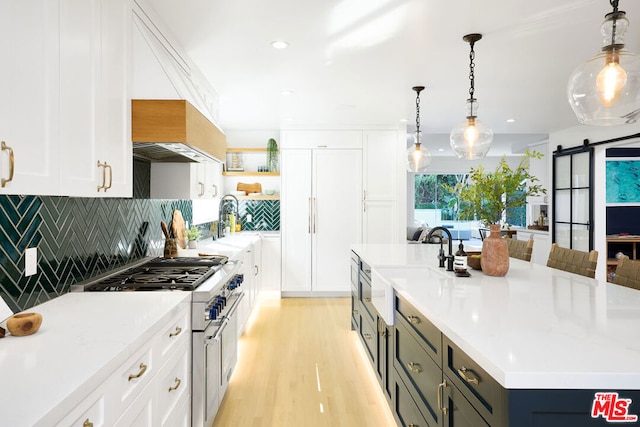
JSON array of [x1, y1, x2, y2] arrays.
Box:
[[0, 195, 192, 313]]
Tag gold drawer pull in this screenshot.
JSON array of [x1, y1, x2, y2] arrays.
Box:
[[1, 141, 14, 188], [353, 309, 359, 315], [363, 297, 371, 302], [458, 366, 480, 385], [408, 424, 419, 427], [128, 362, 148, 381], [364, 333, 372, 340], [407, 315, 421, 324], [169, 326, 182, 337], [438, 380, 449, 415], [104, 163, 113, 191], [407, 362, 422, 374], [83, 419, 93, 427], [168, 377, 181, 392]]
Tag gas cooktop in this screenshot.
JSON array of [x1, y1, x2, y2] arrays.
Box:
[[77, 256, 228, 292]]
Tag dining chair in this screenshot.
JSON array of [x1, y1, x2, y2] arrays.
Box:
[[505, 237, 533, 262], [479, 228, 489, 241], [613, 255, 640, 290], [546, 243, 598, 278]]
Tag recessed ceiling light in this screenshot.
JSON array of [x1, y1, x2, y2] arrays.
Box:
[[280, 90, 293, 95], [438, 148, 445, 152], [271, 41, 289, 49], [400, 118, 408, 123], [506, 118, 516, 123]]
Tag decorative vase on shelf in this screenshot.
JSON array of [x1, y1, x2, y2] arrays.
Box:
[[267, 138, 279, 172], [480, 224, 509, 276]]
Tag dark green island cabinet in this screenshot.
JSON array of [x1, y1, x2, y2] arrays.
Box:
[[351, 250, 640, 427]]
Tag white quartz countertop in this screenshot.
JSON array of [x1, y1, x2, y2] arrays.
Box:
[[352, 243, 640, 390], [0, 292, 190, 426]]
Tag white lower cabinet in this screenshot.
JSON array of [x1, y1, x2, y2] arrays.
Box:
[[261, 235, 281, 291], [55, 379, 115, 427], [55, 304, 190, 427]]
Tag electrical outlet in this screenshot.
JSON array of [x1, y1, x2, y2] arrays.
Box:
[[25, 247, 37, 277], [246, 214, 252, 223]]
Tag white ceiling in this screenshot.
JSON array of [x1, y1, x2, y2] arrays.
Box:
[[147, 0, 640, 155]]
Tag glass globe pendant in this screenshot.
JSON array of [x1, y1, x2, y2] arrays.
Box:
[[450, 33, 492, 159], [568, 0, 640, 125], [450, 99, 493, 159], [405, 86, 431, 173]]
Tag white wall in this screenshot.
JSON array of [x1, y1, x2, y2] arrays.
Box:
[[549, 122, 640, 282]]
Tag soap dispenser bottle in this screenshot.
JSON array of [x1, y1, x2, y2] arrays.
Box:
[[454, 240, 468, 272]]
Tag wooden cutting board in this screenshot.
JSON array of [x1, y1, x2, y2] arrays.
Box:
[[237, 182, 262, 194], [172, 209, 187, 248]]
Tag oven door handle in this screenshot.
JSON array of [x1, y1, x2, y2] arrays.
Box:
[[224, 291, 245, 319], [205, 319, 228, 344]]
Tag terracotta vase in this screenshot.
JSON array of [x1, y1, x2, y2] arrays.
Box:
[[480, 224, 509, 276]]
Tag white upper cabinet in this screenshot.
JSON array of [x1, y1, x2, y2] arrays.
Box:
[[280, 130, 363, 149], [58, 0, 132, 197], [362, 130, 398, 243], [0, 1, 60, 195]]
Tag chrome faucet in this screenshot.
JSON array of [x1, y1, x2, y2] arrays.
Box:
[[426, 226, 454, 271], [218, 194, 239, 238]]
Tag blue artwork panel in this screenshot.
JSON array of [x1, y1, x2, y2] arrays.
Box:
[[606, 160, 640, 204]]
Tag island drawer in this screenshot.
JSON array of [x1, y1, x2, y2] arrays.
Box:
[[443, 336, 507, 426], [395, 294, 442, 366], [360, 270, 376, 325], [394, 317, 443, 427], [393, 372, 430, 427], [359, 314, 377, 363]]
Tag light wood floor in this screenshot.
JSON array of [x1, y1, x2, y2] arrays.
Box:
[[212, 296, 397, 427]]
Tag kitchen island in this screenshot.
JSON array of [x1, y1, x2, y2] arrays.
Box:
[[352, 243, 640, 426]]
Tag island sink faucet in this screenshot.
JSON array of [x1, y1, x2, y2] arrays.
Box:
[[426, 226, 454, 271]]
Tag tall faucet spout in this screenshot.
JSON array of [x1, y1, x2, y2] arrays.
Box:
[[426, 226, 454, 271], [218, 194, 239, 238]]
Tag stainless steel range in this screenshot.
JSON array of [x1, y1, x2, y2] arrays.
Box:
[[72, 255, 244, 427]]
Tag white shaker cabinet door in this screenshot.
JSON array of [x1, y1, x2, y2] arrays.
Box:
[[312, 149, 362, 292], [281, 150, 313, 292], [59, 0, 132, 197], [0, 1, 60, 195]]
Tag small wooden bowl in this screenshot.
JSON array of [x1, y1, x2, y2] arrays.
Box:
[[467, 252, 482, 270], [7, 312, 43, 336]]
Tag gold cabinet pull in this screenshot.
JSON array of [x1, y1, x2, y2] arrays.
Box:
[[83, 419, 93, 427], [457, 366, 480, 385], [353, 309, 359, 315], [128, 362, 148, 381], [407, 315, 421, 324], [97, 161, 106, 191], [169, 326, 182, 337], [364, 333, 372, 340], [104, 163, 112, 191], [407, 362, 422, 374], [364, 297, 371, 302], [438, 380, 448, 415], [1, 141, 14, 188], [168, 377, 181, 392]]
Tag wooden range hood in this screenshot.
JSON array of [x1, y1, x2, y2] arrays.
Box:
[[132, 99, 227, 163]]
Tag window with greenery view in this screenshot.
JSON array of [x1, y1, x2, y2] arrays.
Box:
[[414, 174, 526, 226]]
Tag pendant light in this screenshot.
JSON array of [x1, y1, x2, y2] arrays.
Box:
[[450, 33, 493, 160], [405, 86, 431, 173], [568, 0, 640, 126]]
